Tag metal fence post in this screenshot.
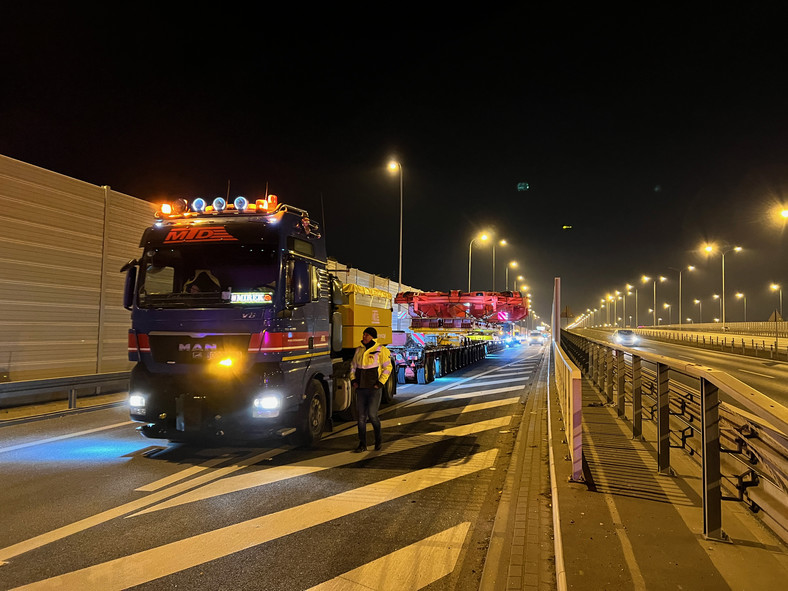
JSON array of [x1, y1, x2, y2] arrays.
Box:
[[656, 362, 671, 475], [605, 348, 613, 403], [632, 355, 642, 440], [615, 349, 625, 417], [700, 377, 726, 541]]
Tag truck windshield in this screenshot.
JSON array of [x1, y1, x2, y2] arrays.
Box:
[[137, 244, 279, 308]]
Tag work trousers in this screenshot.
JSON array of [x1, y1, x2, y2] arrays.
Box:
[[356, 387, 382, 446]]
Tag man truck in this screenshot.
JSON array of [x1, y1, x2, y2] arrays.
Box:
[[121, 194, 395, 446]]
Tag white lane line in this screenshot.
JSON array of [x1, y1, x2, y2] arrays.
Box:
[[326, 395, 519, 440], [135, 455, 239, 492], [450, 377, 529, 389], [0, 447, 289, 563], [739, 369, 776, 379], [307, 522, 471, 591], [410, 387, 523, 406], [471, 371, 529, 380], [14, 450, 499, 591], [131, 415, 514, 516], [0, 422, 135, 454]]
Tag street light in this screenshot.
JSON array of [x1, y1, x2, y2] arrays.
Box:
[[735, 292, 747, 322], [712, 294, 722, 320], [467, 233, 489, 291], [387, 160, 403, 291], [492, 239, 507, 290], [669, 265, 694, 326], [505, 261, 518, 290], [663, 302, 672, 325], [771, 283, 783, 319], [703, 243, 742, 328], [514, 275, 525, 292], [642, 275, 666, 327], [694, 299, 703, 323], [388, 160, 403, 329]]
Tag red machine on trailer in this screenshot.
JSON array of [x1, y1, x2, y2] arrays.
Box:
[[391, 290, 529, 384]]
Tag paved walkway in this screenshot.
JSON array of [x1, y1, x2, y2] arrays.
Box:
[[480, 348, 788, 590]]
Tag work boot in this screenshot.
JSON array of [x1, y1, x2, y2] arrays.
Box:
[[374, 440, 382, 451], [352, 443, 367, 453]]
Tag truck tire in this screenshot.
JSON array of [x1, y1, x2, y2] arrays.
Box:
[[417, 367, 426, 384], [381, 376, 396, 404], [292, 379, 327, 448], [397, 366, 407, 384], [336, 389, 357, 422]]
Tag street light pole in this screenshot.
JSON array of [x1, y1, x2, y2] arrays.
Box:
[[669, 265, 694, 327], [736, 292, 746, 322], [694, 299, 702, 323], [492, 239, 507, 290], [704, 244, 741, 329], [505, 261, 518, 291], [467, 233, 489, 292], [387, 160, 403, 294]]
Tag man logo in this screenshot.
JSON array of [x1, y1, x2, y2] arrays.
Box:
[[179, 343, 218, 351]]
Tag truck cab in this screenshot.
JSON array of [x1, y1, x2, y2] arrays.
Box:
[[123, 196, 335, 445]]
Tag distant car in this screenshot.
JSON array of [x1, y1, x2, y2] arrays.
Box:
[[504, 335, 520, 347], [527, 331, 546, 345], [612, 329, 639, 346]]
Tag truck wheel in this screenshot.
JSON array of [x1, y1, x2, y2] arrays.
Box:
[[292, 379, 326, 448], [381, 377, 396, 404], [417, 367, 426, 384], [336, 388, 357, 422], [397, 366, 407, 384]]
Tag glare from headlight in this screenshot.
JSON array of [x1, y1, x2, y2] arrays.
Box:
[[253, 394, 282, 417], [254, 395, 280, 410], [129, 394, 146, 408]]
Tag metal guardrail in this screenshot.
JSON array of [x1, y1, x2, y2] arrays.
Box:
[[0, 372, 130, 411], [560, 329, 788, 543]]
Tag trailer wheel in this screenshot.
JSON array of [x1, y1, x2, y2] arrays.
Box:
[[417, 366, 426, 384], [292, 379, 326, 448], [397, 365, 407, 384], [426, 359, 435, 383]]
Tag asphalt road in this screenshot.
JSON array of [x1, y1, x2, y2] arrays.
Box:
[[579, 328, 788, 407], [0, 344, 546, 591]]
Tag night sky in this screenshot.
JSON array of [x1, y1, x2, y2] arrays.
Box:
[[3, 6, 788, 323]]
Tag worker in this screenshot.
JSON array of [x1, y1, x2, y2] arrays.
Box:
[[349, 326, 392, 452]]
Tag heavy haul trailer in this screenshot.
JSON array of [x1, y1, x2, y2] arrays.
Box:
[[391, 291, 528, 384], [122, 195, 395, 446]]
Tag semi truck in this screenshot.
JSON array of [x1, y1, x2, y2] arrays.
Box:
[[391, 290, 528, 384], [122, 195, 395, 446]]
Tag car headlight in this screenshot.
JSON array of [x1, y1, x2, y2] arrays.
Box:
[[253, 394, 281, 418]]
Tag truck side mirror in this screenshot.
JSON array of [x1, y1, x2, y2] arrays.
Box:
[[123, 266, 138, 310]]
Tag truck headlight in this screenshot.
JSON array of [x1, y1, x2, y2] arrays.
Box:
[[129, 393, 146, 412], [253, 394, 281, 418]]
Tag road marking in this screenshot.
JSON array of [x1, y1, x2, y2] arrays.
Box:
[[135, 455, 240, 492], [0, 422, 134, 454], [130, 416, 514, 516], [411, 386, 523, 405], [307, 522, 471, 590], [739, 369, 775, 379], [14, 450, 498, 591], [449, 377, 529, 389], [0, 447, 289, 563], [333, 396, 519, 438]]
